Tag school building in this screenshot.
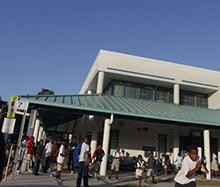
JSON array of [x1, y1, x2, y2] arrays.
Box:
[[19, 50, 220, 179]]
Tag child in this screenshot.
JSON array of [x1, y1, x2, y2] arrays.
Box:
[[174, 146, 209, 187], [135, 155, 145, 187], [56, 141, 65, 182], [146, 151, 156, 183]]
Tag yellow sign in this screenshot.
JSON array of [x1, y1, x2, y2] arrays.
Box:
[[7, 96, 19, 118]]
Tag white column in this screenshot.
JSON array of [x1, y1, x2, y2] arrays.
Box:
[[174, 84, 180, 104], [33, 119, 40, 143], [100, 119, 111, 176], [38, 127, 43, 142], [87, 90, 92, 94], [204, 129, 211, 179], [173, 135, 179, 164], [218, 138, 220, 163], [26, 109, 37, 137], [90, 129, 98, 156], [96, 71, 104, 94]]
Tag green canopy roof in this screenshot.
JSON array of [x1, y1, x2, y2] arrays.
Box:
[[20, 94, 220, 127]]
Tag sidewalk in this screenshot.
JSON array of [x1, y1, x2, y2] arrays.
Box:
[[1, 172, 220, 187]]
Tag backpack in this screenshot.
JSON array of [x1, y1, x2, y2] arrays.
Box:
[[73, 143, 82, 168]]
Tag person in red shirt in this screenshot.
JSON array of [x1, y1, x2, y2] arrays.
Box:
[[27, 136, 34, 171]]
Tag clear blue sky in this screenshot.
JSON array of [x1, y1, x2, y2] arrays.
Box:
[[1, 0, 220, 100]]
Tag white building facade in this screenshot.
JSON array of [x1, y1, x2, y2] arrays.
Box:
[[79, 50, 220, 178]]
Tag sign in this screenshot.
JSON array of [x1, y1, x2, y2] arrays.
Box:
[[15, 100, 29, 111], [7, 96, 19, 118], [2, 117, 16, 134]]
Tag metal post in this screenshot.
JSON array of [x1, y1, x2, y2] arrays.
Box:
[[11, 109, 27, 179], [4, 144, 14, 181]]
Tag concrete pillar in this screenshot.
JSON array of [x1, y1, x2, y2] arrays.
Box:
[[204, 129, 211, 179], [174, 84, 180, 104], [218, 138, 220, 163], [100, 119, 111, 176], [90, 129, 98, 156], [87, 90, 92, 94], [26, 110, 37, 137], [38, 127, 43, 142], [33, 119, 40, 143], [96, 71, 104, 94], [173, 135, 179, 164]]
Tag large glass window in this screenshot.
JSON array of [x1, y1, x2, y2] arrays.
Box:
[[181, 94, 195, 106], [155, 89, 169, 102], [124, 84, 137, 98], [196, 95, 208, 108], [114, 82, 124, 97], [180, 91, 208, 108], [140, 87, 154, 100]]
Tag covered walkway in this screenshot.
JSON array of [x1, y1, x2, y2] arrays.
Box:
[[17, 94, 220, 179]]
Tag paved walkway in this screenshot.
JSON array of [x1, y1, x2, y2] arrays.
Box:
[[1, 172, 220, 187]]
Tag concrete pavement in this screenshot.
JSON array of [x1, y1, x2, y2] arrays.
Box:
[[1, 171, 220, 187]]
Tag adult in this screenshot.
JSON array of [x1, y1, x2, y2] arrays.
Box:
[[76, 137, 90, 187], [43, 139, 53, 173], [0, 132, 6, 182]]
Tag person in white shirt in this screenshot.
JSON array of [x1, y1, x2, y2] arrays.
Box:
[[76, 138, 90, 187], [135, 155, 145, 187], [211, 153, 219, 178], [174, 146, 209, 187], [175, 153, 183, 172], [107, 147, 122, 180], [43, 139, 53, 173], [56, 141, 66, 182]]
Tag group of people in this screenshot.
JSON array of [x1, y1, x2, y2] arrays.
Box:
[[16, 136, 76, 182]]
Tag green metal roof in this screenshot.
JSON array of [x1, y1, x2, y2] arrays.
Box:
[[20, 94, 220, 127]]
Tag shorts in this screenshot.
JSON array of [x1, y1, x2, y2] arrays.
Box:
[[57, 163, 63, 172], [147, 169, 154, 177], [211, 162, 219, 171], [27, 154, 32, 161], [135, 169, 143, 178], [111, 159, 120, 171]]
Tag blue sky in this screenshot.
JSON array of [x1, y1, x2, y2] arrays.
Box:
[[0, 0, 220, 100]]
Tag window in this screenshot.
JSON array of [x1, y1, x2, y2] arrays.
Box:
[[155, 89, 169, 102], [158, 134, 167, 158], [140, 87, 154, 100], [196, 95, 208, 108], [109, 129, 119, 153], [181, 94, 195, 106], [124, 84, 137, 98], [114, 82, 124, 97]]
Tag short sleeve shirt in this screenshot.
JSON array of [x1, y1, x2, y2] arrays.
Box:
[[79, 142, 90, 162], [45, 142, 53, 157], [174, 155, 199, 184]]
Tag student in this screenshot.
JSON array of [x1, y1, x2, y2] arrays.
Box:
[[211, 153, 219, 178], [107, 147, 122, 181], [76, 137, 90, 187], [91, 145, 105, 178], [43, 139, 53, 173], [174, 146, 209, 187], [146, 151, 156, 183], [135, 155, 145, 187], [56, 141, 66, 182], [175, 153, 183, 172]]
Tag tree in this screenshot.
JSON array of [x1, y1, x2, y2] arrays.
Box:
[[37, 88, 55, 96]]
